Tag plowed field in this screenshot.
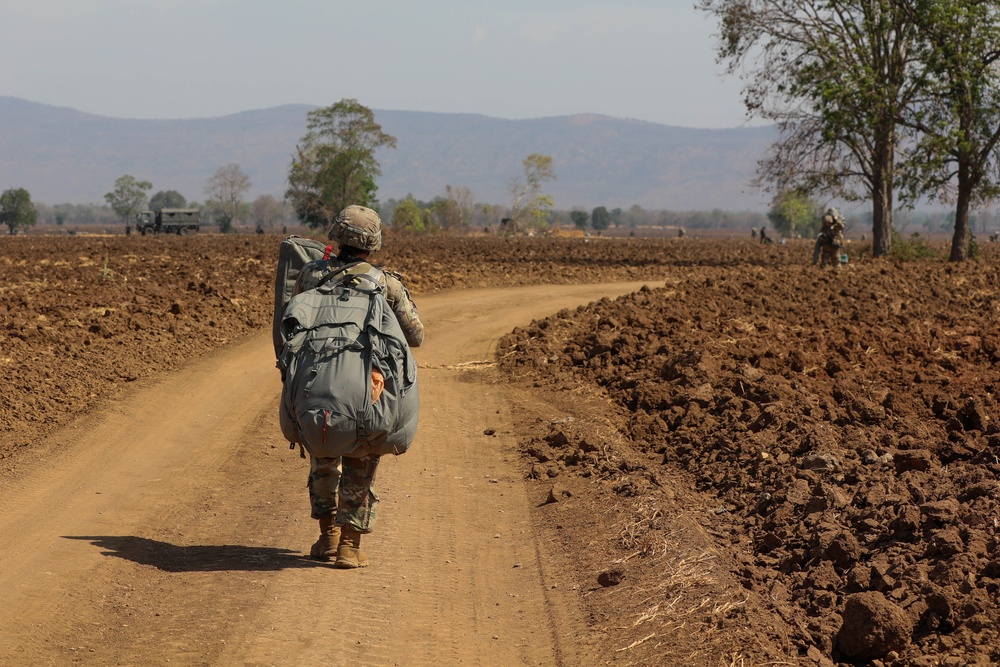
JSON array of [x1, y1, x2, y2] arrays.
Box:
[[2, 232, 999, 666]]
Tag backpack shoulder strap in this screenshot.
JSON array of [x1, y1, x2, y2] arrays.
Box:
[[316, 260, 382, 291]]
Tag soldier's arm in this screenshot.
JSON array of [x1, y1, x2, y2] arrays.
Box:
[[382, 272, 425, 348]]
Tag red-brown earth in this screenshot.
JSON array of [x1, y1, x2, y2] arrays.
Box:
[[0, 233, 684, 466], [498, 239, 1000, 666], [3, 232, 999, 666]]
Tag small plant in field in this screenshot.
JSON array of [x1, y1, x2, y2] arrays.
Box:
[[97, 256, 113, 283]]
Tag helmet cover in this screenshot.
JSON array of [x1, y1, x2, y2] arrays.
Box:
[[329, 205, 382, 251]]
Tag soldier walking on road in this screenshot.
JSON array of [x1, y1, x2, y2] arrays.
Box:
[[293, 205, 424, 568]]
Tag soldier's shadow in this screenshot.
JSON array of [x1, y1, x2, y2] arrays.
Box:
[[64, 535, 327, 572]]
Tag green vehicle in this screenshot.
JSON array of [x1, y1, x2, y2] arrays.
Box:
[[135, 208, 201, 235]]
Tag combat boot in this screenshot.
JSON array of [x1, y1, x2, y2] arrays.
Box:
[[309, 515, 340, 561], [334, 525, 369, 569]]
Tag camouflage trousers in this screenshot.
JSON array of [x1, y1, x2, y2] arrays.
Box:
[[818, 243, 842, 268], [308, 453, 381, 533]]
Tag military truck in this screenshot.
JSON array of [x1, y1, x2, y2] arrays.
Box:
[[135, 208, 201, 235]]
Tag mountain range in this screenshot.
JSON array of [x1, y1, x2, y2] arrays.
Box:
[[0, 96, 777, 211]]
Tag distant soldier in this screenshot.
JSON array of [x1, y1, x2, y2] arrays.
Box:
[[814, 208, 846, 268], [759, 227, 771, 244]]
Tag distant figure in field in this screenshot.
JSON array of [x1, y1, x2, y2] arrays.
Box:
[[751, 227, 758, 239], [759, 227, 771, 244], [814, 208, 846, 268]]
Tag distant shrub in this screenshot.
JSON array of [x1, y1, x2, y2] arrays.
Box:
[[889, 231, 941, 261], [968, 234, 981, 261]]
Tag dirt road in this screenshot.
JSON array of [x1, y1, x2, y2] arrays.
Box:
[[0, 281, 650, 667]]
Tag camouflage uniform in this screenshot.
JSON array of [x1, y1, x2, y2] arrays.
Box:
[[292, 210, 424, 535], [814, 208, 846, 269], [307, 449, 380, 531]]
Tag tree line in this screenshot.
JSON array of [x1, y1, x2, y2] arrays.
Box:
[[12, 75, 1000, 247], [100, 169, 295, 234], [698, 0, 1000, 261], [1, 173, 297, 236]]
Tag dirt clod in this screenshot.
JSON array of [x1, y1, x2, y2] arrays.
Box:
[[837, 592, 913, 660], [498, 239, 1000, 666], [597, 568, 624, 587]]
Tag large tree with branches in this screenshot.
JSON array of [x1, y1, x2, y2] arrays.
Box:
[[699, 0, 922, 256], [0, 187, 37, 235], [897, 0, 1000, 261], [104, 174, 152, 230], [285, 99, 397, 231]]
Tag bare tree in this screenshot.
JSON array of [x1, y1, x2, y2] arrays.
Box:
[[205, 164, 251, 233], [508, 154, 556, 231], [251, 194, 283, 232], [431, 185, 475, 230]]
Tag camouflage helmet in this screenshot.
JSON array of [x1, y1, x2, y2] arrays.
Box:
[[826, 207, 842, 220], [329, 205, 382, 251]]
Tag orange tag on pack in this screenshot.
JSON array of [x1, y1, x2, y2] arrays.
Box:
[[371, 369, 385, 404]]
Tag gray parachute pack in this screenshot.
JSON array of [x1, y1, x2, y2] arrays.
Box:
[[272, 235, 332, 359], [274, 247, 419, 459]]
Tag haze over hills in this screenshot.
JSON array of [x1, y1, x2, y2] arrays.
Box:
[[0, 97, 776, 211]]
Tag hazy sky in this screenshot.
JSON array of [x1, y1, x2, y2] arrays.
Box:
[[0, 0, 753, 128]]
